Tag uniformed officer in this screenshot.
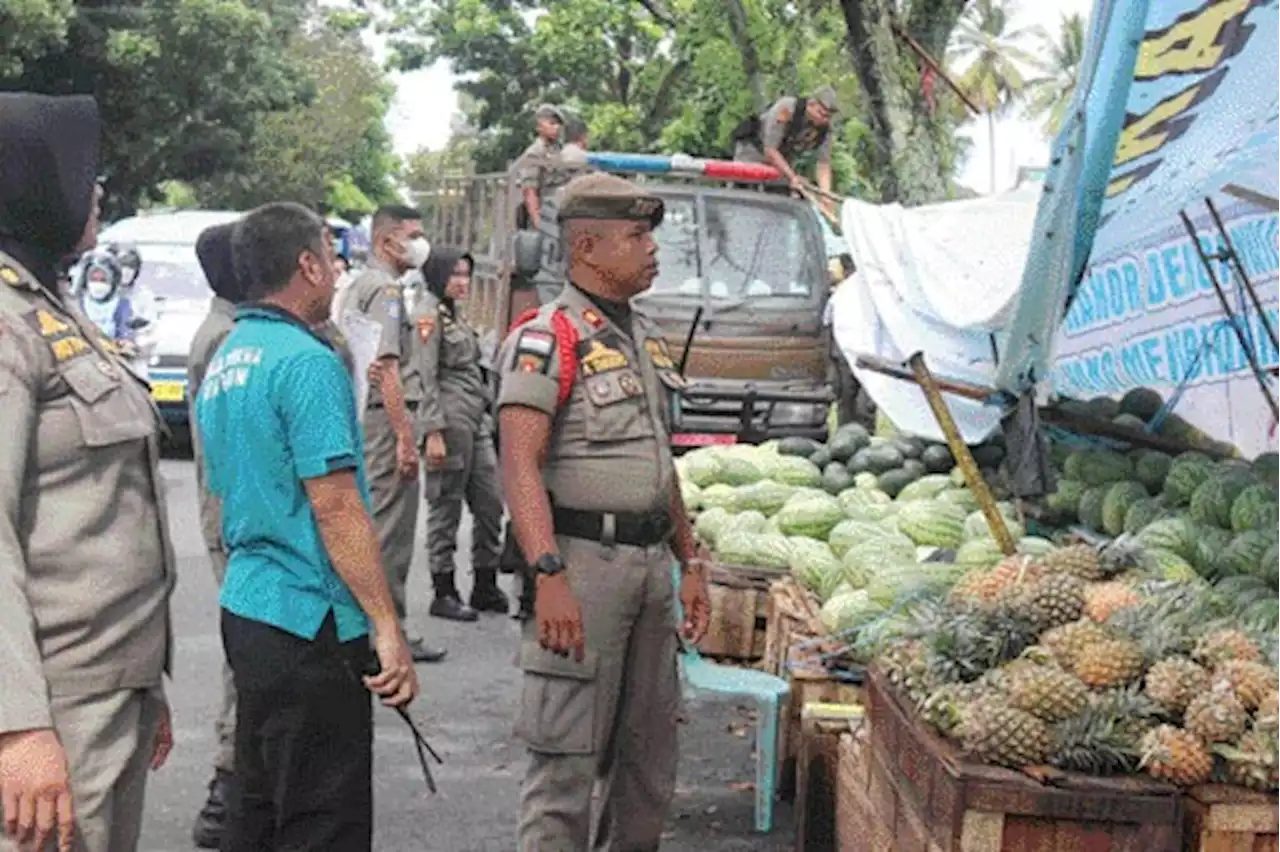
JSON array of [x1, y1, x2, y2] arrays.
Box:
[[732, 85, 839, 196], [187, 221, 244, 849], [347, 205, 461, 645], [415, 248, 509, 614], [496, 172, 712, 851], [0, 92, 175, 852], [515, 104, 565, 230]]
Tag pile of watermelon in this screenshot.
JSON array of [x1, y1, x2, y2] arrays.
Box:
[[676, 426, 1053, 636]]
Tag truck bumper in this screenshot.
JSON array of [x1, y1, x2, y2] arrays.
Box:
[[667, 381, 833, 448]]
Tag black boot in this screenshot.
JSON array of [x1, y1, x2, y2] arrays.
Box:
[[469, 569, 510, 614], [429, 573, 479, 622], [192, 769, 233, 849]]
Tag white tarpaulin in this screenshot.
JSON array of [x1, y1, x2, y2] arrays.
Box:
[[829, 185, 1042, 444]]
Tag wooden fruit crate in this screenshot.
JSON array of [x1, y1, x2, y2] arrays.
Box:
[[762, 576, 825, 678], [795, 703, 864, 852], [696, 562, 779, 663], [1184, 784, 1278, 851], [779, 665, 865, 802], [849, 666, 1183, 852]]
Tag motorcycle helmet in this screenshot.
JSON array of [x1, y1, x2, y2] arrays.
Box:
[[111, 243, 143, 288], [81, 250, 123, 302]]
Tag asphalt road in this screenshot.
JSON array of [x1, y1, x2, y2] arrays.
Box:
[[140, 457, 795, 852]]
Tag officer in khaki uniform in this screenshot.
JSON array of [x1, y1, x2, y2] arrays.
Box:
[[347, 205, 459, 650], [415, 248, 509, 613], [186, 222, 243, 849], [0, 92, 174, 852], [515, 104, 565, 230], [496, 172, 712, 851]]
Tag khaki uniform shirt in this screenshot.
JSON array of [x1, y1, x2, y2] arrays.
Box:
[[496, 285, 683, 514], [0, 251, 174, 733], [516, 137, 564, 194], [414, 292, 493, 437], [187, 296, 237, 552], [345, 258, 425, 419]]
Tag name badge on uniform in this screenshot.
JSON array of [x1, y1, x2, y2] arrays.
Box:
[[382, 286, 401, 321]]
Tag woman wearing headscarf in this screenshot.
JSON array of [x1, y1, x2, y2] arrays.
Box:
[[414, 249, 509, 618], [0, 93, 175, 852]]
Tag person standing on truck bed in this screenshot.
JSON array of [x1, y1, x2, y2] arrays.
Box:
[[515, 104, 565, 230], [731, 84, 839, 197], [496, 172, 712, 851], [346, 205, 460, 648], [558, 108, 591, 170], [415, 247, 510, 616]]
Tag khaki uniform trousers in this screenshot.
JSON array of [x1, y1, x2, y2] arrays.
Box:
[[516, 535, 681, 852], [0, 689, 162, 852], [423, 426, 504, 579], [363, 406, 421, 627], [209, 547, 236, 774]]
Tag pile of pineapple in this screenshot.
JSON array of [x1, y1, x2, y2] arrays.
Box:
[[877, 541, 1280, 790]]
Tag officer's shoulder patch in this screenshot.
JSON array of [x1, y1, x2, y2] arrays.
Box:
[[0, 265, 23, 287], [416, 315, 436, 343], [512, 328, 555, 375], [775, 107, 791, 124], [581, 307, 605, 330]]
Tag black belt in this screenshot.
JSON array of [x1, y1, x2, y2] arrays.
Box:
[[368, 400, 420, 411], [553, 506, 672, 547]]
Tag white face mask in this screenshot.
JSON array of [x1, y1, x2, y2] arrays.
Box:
[[87, 279, 114, 301], [402, 237, 431, 269]]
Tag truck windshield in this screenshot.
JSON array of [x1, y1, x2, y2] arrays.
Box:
[[649, 196, 819, 301]]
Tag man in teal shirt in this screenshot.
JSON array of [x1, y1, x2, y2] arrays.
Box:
[[195, 201, 418, 852]]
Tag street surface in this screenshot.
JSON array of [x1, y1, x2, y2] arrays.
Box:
[[140, 457, 794, 851]]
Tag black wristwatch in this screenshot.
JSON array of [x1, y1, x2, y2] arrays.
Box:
[[532, 554, 566, 577]]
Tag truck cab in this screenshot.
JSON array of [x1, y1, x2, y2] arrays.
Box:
[[414, 153, 842, 447]]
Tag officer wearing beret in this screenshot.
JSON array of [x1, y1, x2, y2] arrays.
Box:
[[0, 92, 174, 852], [515, 104, 565, 230], [496, 172, 712, 851]]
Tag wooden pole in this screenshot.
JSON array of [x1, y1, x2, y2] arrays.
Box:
[[890, 23, 982, 117]]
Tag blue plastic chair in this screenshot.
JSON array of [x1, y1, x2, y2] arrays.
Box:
[[671, 563, 790, 833]]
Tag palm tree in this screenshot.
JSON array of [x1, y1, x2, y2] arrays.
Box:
[[1023, 13, 1086, 137], [949, 0, 1038, 192]]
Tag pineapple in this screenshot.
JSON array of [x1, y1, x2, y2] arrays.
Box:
[[1143, 656, 1211, 715], [1183, 683, 1249, 743], [1007, 666, 1090, 724], [1193, 629, 1263, 667], [1042, 619, 1113, 669], [1073, 637, 1145, 689], [879, 640, 930, 702], [1017, 572, 1086, 631], [1083, 581, 1142, 623], [1051, 703, 1142, 775], [1093, 685, 1162, 746], [1217, 727, 1280, 792], [1139, 725, 1213, 786], [1214, 659, 1280, 711], [918, 681, 985, 737], [959, 701, 1053, 768], [1257, 689, 1279, 734], [1043, 544, 1105, 581]]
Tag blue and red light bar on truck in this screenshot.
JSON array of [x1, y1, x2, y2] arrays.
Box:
[[584, 152, 784, 183]]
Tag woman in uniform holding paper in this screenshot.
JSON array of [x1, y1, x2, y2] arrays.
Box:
[[414, 249, 509, 616]]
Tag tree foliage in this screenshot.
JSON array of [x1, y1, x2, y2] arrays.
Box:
[[1022, 13, 1085, 136]]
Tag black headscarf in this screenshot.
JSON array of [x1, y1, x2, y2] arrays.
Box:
[[195, 222, 247, 304], [421, 248, 473, 313], [0, 93, 102, 287]]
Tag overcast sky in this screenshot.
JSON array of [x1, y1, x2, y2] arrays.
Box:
[[382, 0, 1095, 194]]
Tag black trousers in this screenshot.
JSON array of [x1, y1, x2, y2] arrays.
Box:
[[220, 610, 374, 852]]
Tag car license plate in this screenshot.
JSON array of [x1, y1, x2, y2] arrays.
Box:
[[671, 433, 736, 447], [150, 381, 185, 403]]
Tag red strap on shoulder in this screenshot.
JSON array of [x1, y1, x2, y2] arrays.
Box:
[[508, 306, 580, 408]]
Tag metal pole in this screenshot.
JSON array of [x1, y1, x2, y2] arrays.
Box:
[[1204, 196, 1279, 351], [907, 352, 1018, 556], [1179, 210, 1279, 421]]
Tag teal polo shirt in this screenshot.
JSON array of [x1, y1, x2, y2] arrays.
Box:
[[195, 304, 371, 643]]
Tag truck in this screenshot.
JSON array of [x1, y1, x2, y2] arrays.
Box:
[[411, 152, 858, 447]]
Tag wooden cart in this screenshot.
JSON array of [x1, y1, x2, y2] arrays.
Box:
[[840, 666, 1184, 851], [696, 562, 779, 663], [1183, 783, 1278, 851]]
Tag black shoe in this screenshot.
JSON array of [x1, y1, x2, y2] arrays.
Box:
[[429, 594, 479, 622], [192, 770, 233, 849], [469, 583, 510, 615], [408, 637, 448, 663]]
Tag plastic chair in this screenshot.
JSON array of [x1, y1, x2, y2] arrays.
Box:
[[671, 562, 790, 833]]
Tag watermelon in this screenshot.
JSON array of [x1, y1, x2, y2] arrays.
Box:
[[1252, 451, 1279, 485], [1063, 451, 1087, 481], [828, 519, 905, 558], [838, 487, 891, 516], [1162, 456, 1215, 506], [828, 423, 871, 462], [774, 494, 845, 540], [1134, 451, 1173, 494], [937, 488, 981, 513], [853, 472, 879, 490], [955, 538, 1005, 566], [787, 537, 843, 594], [877, 468, 919, 498], [1192, 525, 1233, 577], [962, 507, 1025, 542], [1220, 530, 1277, 578], [1045, 479, 1087, 519], [841, 536, 918, 585], [680, 479, 702, 511], [1190, 471, 1255, 529], [896, 500, 967, 549], [1018, 537, 1057, 557], [822, 462, 856, 494], [717, 532, 792, 571], [809, 446, 832, 469], [777, 437, 822, 458], [732, 480, 798, 516], [1086, 396, 1122, 419], [1074, 450, 1135, 487], [1230, 484, 1280, 533], [1077, 486, 1109, 532], [1260, 542, 1279, 584], [693, 506, 732, 546], [681, 449, 723, 487], [1123, 497, 1166, 535], [971, 443, 1006, 468], [819, 588, 882, 633], [921, 445, 954, 473], [1137, 517, 1198, 563], [718, 454, 764, 486], [1102, 481, 1149, 537], [1119, 387, 1164, 421], [723, 510, 768, 536], [770, 455, 824, 488], [1113, 413, 1148, 432], [699, 483, 737, 510], [851, 445, 904, 475], [1149, 549, 1199, 583], [896, 474, 954, 503]]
